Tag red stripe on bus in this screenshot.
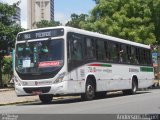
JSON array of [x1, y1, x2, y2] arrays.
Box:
[[88, 64, 101, 67]]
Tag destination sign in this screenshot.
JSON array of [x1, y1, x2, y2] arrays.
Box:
[[17, 28, 64, 41]]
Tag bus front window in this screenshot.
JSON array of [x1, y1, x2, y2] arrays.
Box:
[[15, 39, 64, 79]]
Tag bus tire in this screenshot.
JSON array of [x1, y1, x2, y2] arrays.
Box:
[[81, 79, 95, 101], [131, 78, 138, 94], [123, 78, 138, 95], [39, 94, 53, 103]]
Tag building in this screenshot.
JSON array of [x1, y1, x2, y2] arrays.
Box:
[[27, 0, 54, 29], [12, 6, 21, 25]]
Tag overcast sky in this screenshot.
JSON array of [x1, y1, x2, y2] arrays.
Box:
[[0, 0, 95, 29]]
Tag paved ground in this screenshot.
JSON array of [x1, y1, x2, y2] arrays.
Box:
[[0, 88, 75, 105], [0, 87, 158, 106], [0, 88, 117, 105], [0, 88, 39, 105], [0, 89, 160, 114]]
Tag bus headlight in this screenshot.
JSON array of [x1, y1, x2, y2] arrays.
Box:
[[54, 72, 66, 84], [14, 76, 22, 86]]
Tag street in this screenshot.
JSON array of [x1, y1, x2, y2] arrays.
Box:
[[0, 89, 160, 114]]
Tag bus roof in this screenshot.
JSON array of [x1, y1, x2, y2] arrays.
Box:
[[18, 26, 150, 49]]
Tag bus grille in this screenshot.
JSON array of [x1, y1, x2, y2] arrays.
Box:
[[23, 87, 51, 93]]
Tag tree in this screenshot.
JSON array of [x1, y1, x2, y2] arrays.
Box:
[[80, 0, 158, 45], [92, 0, 100, 4], [66, 13, 88, 28], [0, 2, 24, 87], [34, 20, 61, 28], [150, 0, 160, 44]]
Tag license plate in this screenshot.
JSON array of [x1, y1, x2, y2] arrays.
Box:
[[32, 91, 42, 95]]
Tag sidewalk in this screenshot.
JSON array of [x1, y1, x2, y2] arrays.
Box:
[[0, 88, 39, 105], [0, 88, 79, 105]]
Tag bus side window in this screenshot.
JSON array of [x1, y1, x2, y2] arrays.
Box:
[[146, 50, 152, 66], [119, 44, 127, 63], [85, 38, 96, 60], [71, 39, 83, 61], [96, 39, 106, 61], [135, 48, 140, 64], [107, 42, 112, 62], [105, 41, 109, 62], [126, 45, 131, 63], [108, 42, 118, 62], [130, 46, 133, 63], [108, 42, 113, 62], [144, 49, 149, 65], [139, 48, 145, 65]]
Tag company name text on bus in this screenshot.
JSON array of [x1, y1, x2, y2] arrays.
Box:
[[17, 28, 64, 41]]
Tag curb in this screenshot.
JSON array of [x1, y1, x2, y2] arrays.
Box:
[[0, 100, 39, 106], [0, 96, 80, 106], [0, 88, 14, 92]]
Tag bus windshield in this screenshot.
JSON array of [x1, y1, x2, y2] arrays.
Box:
[[15, 39, 64, 77]]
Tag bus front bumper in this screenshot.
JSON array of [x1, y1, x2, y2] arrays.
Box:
[[15, 81, 68, 96]]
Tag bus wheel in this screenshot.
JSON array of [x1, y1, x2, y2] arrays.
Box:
[[81, 80, 95, 101], [39, 94, 53, 103], [123, 79, 137, 95], [131, 79, 137, 94]]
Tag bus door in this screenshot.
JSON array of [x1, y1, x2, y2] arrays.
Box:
[[67, 33, 84, 81]]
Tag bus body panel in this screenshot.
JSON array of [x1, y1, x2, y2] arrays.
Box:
[[14, 26, 154, 97]]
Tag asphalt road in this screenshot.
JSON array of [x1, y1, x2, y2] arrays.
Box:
[[0, 89, 160, 115]]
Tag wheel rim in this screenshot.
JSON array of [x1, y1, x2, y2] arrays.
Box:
[[132, 82, 137, 93], [86, 84, 94, 98]]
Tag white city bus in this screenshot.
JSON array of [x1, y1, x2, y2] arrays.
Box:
[[14, 26, 154, 103]]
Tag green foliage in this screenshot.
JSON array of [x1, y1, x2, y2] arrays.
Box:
[[66, 13, 88, 28], [0, 2, 24, 53], [79, 0, 160, 45], [2, 56, 12, 75], [0, 2, 24, 86], [34, 20, 61, 28], [151, 0, 160, 44], [0, 3, 15, 25]]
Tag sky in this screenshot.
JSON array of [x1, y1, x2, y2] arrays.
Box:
[[0, 0, 96, 29]]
